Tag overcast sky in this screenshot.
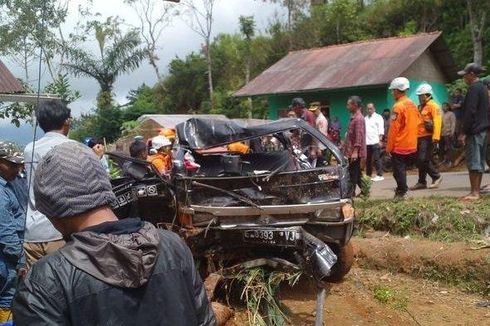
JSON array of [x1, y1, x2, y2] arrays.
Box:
[[4, 0, 285, 118]]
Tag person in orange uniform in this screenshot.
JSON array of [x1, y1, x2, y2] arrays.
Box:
[[147, 135, 172, 176], [227, 142, 250, 154], [159, 128, 176, 145], [386, 77, 422, 199], [411, 83, 443, 190]]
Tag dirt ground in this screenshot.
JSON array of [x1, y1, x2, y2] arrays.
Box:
[[227, 267, 490, 325], [224, 235, 490, 326]]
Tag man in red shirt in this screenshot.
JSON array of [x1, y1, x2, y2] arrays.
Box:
[[343, 96, 367, 197]]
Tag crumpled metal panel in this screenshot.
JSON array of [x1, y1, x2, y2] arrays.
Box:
[[235, 32, 446, 97], [184, 167, 342, 208]]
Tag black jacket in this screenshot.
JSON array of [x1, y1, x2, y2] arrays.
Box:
[[462, 80, 490, 135], [13, 219, 216, 326]]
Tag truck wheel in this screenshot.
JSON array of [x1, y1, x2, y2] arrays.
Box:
[[326, 241, 354, 283]]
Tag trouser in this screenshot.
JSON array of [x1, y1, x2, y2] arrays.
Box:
[[417, 136, 440, 185], [23, 240, 65, 269], [348, 159, 362, 196], [0, 259, 17, 313], [366, 144, 383, 177], [392, 153, 415, 195], [440, 135, 453, 163]]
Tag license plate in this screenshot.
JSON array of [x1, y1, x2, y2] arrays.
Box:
[[242, 229, 300, 246]]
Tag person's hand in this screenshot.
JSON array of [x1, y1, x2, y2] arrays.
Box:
[[92, 144, 105, 158], [458, 134, 466, 146]]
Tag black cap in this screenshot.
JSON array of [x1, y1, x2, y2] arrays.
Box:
[[291, 97, 306, 108], [457, 63, 486, 76]]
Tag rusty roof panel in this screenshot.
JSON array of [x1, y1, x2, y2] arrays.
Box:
[[0, 60, 24, 94], [235, 32, 448, 97]]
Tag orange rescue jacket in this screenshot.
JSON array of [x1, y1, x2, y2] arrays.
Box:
[[418, 99, 442, 142], [387, 95, 422, 155], [148, 153, 172, 175]]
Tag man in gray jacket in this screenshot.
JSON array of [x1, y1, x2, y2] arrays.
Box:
[[13, 142, 216, 325]]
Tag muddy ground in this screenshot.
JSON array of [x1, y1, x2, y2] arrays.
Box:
[[224, 235, 490, 325]]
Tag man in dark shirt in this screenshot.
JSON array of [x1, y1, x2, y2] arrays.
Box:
[[451, 89, 464, 120], [457, 63, 489, 200], [292, 98, 315, 127], [292, 97, 315, 147], [343, 96, 367, 197], [382, 109, 391, 142]]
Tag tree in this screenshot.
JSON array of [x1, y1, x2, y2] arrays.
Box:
[[155, 53, 208, 113], [121, 84, 161, 122], [63, 17, 146, 110], [0, 0, 75, 82], [181, 0, 218, 110], [259, 0, 309, 48], [239, 16, 255, 117], [323, 0, 365, 44], [124, 0, 178, 80], [44, 74, 81, 104], [65, 18, 146, 142], [466, 0, 487, 66]]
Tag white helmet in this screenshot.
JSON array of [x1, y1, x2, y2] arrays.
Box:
[[388, 77, 410, 91], [415, 83, 433, 96], [152, 135, 171, 150]]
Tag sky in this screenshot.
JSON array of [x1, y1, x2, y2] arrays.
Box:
[[5, 0, 285, 116]]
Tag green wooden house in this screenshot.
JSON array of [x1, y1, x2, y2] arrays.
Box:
[[235, 32, 458, 133]]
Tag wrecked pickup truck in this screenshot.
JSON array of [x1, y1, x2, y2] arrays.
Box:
[[109, 117, 354, 285]]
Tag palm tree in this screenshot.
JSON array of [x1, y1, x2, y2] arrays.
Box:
[[64, 27, 146, 110]]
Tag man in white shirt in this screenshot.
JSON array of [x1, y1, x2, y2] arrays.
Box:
[[364, 103, 385, 181], [23, 100, 74, 267], [308, 102, 329, 153]]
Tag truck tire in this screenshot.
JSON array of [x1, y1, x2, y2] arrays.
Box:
[[326, 241, 354, 283]]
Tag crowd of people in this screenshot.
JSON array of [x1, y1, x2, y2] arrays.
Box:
[[286, 62, 490, 200], [0, 61, 488, 324]]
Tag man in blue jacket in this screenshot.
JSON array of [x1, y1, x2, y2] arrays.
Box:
[[0, 142, 25, 323]]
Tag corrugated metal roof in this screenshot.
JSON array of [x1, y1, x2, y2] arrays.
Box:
[[235, 32, 456, 97], [0, 60, 24, 94]]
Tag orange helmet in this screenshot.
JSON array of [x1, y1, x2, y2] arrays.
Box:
[[159, 128, 176, 140]]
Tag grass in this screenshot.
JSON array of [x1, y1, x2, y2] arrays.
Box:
[[232, 268, 302, 326], [373, 286, 408, 310], [355, 197, 490, 242], [419, 264, 490, 296]]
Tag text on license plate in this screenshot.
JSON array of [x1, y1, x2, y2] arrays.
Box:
[[243, 230, 300, 245]]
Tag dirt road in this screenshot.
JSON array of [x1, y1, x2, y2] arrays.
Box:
[[370, 171, 490, 199], [226, 236, 490, 325]]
